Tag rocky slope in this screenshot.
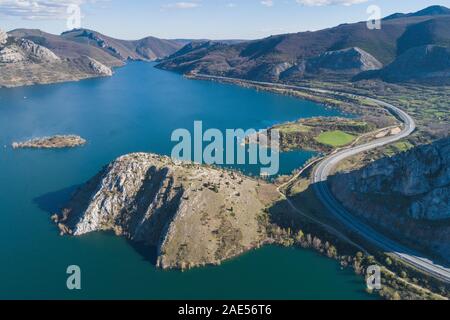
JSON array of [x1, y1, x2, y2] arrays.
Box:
[[54, 153, 279, 270], [281, 47, 383, 81], [0, 31, 113, 88], [355, 45, 450, 85], [0, 37, 60, 63], [2, 28, 183, 87], [305, 48, 382, 73], [156, 6, 450, 84], [60, 29, 183, 61], [330, 137, 450, 261], [8, 29, 124, 67]]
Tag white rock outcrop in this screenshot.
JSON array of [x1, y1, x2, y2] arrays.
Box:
[[18, 39, 60, 62], [0, 46, 25, 63], [86, 56, 113, 76], [306, 47, 383, 72], [0, 38, 60, 64]]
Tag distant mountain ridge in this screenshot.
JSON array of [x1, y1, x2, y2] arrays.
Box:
[[9, 28, 184, 67], [0, 29, 113, 87], [8, 28, 124, 67], [60, 29, 183, 61], [384, 5, 450, 20], [156, 5, 450, 85], [1, 28, 185, 87], [2, 5, 450, 87]]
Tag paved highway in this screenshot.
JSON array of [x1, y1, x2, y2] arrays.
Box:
[[195, 74, 450, 283], [311, 96, 450, 284]]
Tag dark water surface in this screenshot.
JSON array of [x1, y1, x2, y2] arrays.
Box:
[[0, 62, 372, 299]]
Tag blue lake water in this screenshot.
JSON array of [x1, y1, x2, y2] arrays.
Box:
[[0, 62, 373, 299]]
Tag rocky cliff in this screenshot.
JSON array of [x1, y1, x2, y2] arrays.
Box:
[[54, 153, 279, 269], [280, 47, 382, 81], [156, 6, 450, 84], [60, 29, 183, 62], [2, 28, 183, 88], [330, 138, 450, 260], [305, 47, 382, 73], [0, 33, 113, 87], [84, 56, 113, 76], [355, 45, 450, 85], [0, 36, 60, 64]]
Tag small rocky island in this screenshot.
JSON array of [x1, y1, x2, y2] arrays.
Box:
[[53, 153, 280, 270], [12, 135, 86, 149]]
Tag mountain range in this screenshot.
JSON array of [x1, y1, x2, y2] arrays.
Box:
[[156, 5, 450, 85], [0, 28, 184, 87], [1, 5, 449, 88], [8, 28, 184, 67]]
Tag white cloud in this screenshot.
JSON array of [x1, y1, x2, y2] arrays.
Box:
[[261, 0, 274, 7], [161, 2, 200, 10], [296, 0, 369, 6], [0, 0, 105, 20]]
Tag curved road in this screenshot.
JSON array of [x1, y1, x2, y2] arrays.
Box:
[[311, 96, 450, 284], [194, 74, 450, 283]]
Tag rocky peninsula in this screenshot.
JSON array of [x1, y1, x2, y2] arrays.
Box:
[[54, 153, 280, 270], [246, 117, 384, 153], [12, 135, 86, 149]]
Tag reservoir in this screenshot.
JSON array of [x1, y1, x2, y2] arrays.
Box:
[[0, 62, 372, 299]]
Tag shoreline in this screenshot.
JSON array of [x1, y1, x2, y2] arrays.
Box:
[[182, 73, 450, 300], [3, 65, 447, 299]]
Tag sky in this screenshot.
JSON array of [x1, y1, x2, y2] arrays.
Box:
[[0, 0, 449, 40]]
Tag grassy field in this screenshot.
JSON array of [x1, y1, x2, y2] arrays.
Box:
[[315, 130, 356, 147], [277, 123, 312, 134]]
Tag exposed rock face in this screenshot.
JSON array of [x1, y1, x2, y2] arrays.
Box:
[[1, 28, 181, 88], [410, 187, 450, 220], [306, 47, 382, 73], [56, 153, 279, 269], [75, 29, 125, 60], [330, 138, 450, 260], [18, 39, 60, 62], [355, 45, 450, 84], [272, 62, 294, 78], [61, 28, 183, 62], [0, 46, 25, 63], [348, 138, 449, 205], [0, 38, 59, 63], [0, 36, 113, 87], [85, 56, 113, 76], [157, 7, 450, 83], [333, 138, 450, 219]]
